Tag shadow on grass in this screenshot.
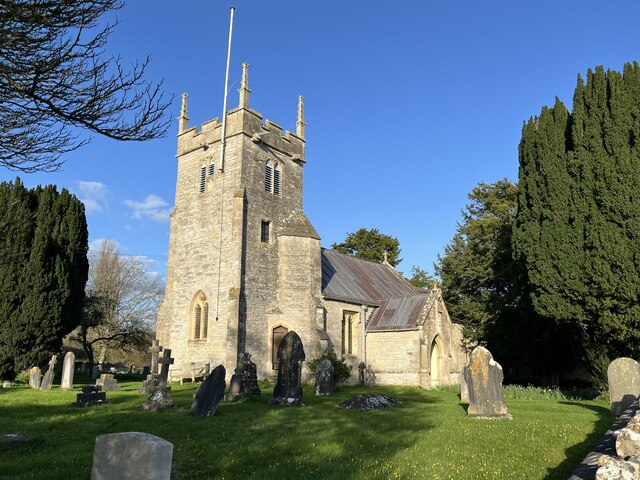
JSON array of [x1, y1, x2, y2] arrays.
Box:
[[0, 382, 441, 480], [544, 401, 615, 480]]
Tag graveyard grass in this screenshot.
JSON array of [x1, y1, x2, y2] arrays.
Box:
[[0, 377, 613, 479]]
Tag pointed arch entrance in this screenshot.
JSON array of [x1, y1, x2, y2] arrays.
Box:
[[271, 325, 288, 370], [430, 336, 442, 387]]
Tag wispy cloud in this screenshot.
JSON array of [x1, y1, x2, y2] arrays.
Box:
[[124, 194, 172, 223], [77, 181, 110, 214]]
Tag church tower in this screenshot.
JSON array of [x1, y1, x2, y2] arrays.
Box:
[[157, 64, 324, 379]]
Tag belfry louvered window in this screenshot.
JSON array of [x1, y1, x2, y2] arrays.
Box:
[[199, 164, 206, 193], [208, 160, 215, 176], [274, 164, 281, 196], [265, 160, 273, 192]]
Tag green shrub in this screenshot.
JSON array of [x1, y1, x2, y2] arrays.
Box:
[[12, 371, 30, 385], [307, 349, 352, 384]]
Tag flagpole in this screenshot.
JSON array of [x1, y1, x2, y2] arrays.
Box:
[[219, 6, 234, 173]]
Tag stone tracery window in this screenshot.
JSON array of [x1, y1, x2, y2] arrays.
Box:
[[191, 291, 209, 340]]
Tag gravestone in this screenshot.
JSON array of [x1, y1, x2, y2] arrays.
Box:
[[29, 367, 42, 389], [0, 433, 33, 451], [460, 364, 469, 403], [315, 359, 333, 395], [158, 349, 174, 389], [225, 353, 261, 400], [96, 374, 119, 392], [365, 368, 376, 387], [272, 331, 305, 406], [190, 365, 226, 416], [142, 366, 150, 377], [138, 374, 160, 395], [2, 382, 11, 388], [61, 352, 75, 391], [91, 365, 101, 380], [463, 346, 511, 419], [40, 355, 57, 391], [358, 362, 366, 386], [76, 385, 108, 407], [91, 432, 173, 480], [608, 357, 640, 416], [142, 350, 175, 411]]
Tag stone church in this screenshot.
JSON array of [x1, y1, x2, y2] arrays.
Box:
[[156, 63, 466, 387]]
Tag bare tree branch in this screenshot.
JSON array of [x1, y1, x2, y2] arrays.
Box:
[[0, 0, 173, 172]]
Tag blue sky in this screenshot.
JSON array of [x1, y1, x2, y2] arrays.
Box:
[[3, 1, 640, 277]]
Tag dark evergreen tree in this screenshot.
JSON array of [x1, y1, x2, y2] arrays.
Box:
[[435, 179, 518, 344], [332, 228, 402, 267], [0, 179, 88, 380], [513, 62, 640, 386]]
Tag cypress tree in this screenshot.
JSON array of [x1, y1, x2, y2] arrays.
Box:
[[513, 62, 640, 385], [0, 179, 88, 379]]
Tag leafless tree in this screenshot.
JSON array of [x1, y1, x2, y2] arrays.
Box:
[[0, 0, 172, 172], [71, 239, 163, 369]]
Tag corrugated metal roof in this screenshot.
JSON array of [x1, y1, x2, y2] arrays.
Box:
[[321, 249, 416, 304], [367, 295, 431, 331], [321, 249, 432, 331]]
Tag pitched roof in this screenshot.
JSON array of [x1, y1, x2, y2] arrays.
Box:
[[321, 249, 433, 331]]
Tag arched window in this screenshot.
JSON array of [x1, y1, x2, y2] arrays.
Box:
[[208, 160, 215, 177], [274, 163, 282, 196], [265, 160, 273, 193], [199, 163, 206, 194], [191, 291, 209, 340]]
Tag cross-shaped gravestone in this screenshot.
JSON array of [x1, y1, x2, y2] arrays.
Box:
[[40, 355, 58, 391], [149, 339, 163, 375], [158, 349, 174, 388]]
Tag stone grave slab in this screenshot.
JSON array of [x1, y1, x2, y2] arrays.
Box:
[[190, 365, 226, 416], [141, 387, 174, 412], [608, 357, 640, 416], [272, 331, 305, 406], [91, 432, 173, 480], [95, 374, 119, 392]]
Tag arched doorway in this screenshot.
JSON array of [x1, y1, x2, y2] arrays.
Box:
[[272, 325, 288, 370], [430, 337, 442, 387]]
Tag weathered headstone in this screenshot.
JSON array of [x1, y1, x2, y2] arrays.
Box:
[[463, 346, 511, 419], [149, 339, 163, 375], [608, 357, 640, 416], [76, 385, 108, 407], [460, 364, 469, 403], [141, 388, 174, 412], [91, 432, 173, 480], [29, 367, 42, 389], [272, 331, 305, 406], [91, 365, 101, 380], [141, 366, 150, 377], [40, 355, 57, 391], [365, 367, 376, 386], [225, 353, 261, 400], [338, 393, 402, 410], [190, 365, 226, 416], [0, 433, 33, 451], [315, 359, 333, 395], [138, 374, 160, 395], [61, 352, 75, 391], [96, 374, 119, 392], [2, 382, 11, 388]]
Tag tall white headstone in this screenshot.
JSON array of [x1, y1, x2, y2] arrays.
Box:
[[61, 352, 75, 391]]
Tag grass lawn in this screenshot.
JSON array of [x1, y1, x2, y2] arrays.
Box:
[[0, 377, 613, 479]]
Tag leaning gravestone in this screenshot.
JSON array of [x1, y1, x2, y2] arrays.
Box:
[[61, 352, 75, 391], [190, 365, 226, 417], [29, 367, 42, 389], [463, 346, 511, 419], [91, 432, 173, 480], [40, 355, 57, 391], [608, 357, 640, 417], [272, 331, 305, 406], [315, 359, 333, 396], [225, 352, 261, 400]]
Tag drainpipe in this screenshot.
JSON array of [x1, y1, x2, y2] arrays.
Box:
[[360, 304, 368, 366]]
